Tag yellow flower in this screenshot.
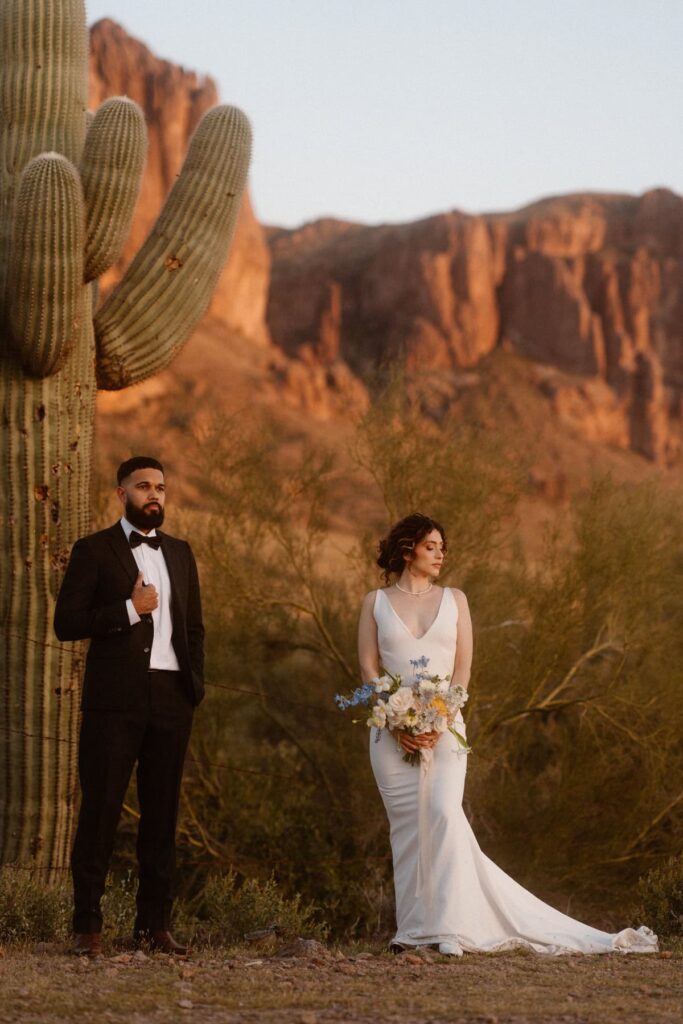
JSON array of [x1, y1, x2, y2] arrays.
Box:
[[433, 697, 448, 716]]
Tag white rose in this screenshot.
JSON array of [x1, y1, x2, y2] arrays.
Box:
[[374, 675, 392, 693], [387, 687, 415, 717]]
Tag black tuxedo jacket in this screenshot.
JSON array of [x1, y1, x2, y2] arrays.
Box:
[[54, 522, 204, 710]]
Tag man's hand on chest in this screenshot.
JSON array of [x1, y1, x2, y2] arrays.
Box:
[[131, 572, 159, 615]]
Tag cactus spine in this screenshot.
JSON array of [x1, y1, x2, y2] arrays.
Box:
[[0, 0, 251, 875]]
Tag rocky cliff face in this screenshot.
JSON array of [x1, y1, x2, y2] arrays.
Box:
[[267, 191, 683, 463], [89, 18, 271, 346]]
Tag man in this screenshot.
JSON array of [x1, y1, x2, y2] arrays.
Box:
[[54, 456, 204, 957]]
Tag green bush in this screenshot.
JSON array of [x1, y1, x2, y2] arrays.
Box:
[[634, 857, 683, 939], [0, 869, 140, 944], [100, 871, 138, 938], [0, 867, 70, 943], [194, 871, 328, 946]]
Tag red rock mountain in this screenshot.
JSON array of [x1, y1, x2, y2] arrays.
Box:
[[267, 191, 683, 464], [89, 20, 683, 470]]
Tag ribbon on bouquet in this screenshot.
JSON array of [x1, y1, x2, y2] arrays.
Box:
[[415, 746, 434, 912], [414, 718, 467, 919]]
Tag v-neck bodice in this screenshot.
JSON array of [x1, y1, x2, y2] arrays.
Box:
[[373, 587, 458, 683]]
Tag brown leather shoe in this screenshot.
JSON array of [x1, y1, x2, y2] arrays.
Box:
[[134, 929, 190, 955], [72, 933, 103, 958]]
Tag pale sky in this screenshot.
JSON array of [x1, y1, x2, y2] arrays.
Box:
[[86, 0, 683, 229]]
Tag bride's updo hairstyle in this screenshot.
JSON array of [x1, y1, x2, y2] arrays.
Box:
[[377, 512, 447, 585]]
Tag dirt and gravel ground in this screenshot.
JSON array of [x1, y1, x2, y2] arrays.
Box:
[[1, 939, 681, 1024]]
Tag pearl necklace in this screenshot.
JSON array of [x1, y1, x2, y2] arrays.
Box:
[[395, 581, 433, 596]]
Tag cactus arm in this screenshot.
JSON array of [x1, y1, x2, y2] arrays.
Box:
[[81, 97, 147, 282], [6, 153, 85, 377], [0, 0, 87, 328], [94, 105, 251, 390]]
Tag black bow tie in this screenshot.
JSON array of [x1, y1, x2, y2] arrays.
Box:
[[129, 531, 162, 550]]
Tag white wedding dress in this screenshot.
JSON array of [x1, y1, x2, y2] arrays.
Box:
[[369, 587, 657, 955]]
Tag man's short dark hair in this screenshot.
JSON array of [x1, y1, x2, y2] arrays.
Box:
[[117, 456, 164, 486]]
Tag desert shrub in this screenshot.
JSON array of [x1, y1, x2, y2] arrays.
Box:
[[352, 375, 523, 575], [0, 868, 70, 942], [0, 868, 193, 946], [467, 479, 683, 911], [193, 870, 327, 946], [99, 387, 683, 939], [100, 872, 138, 938], [634, 857, 683, 939], [0, 869, 170, 945]]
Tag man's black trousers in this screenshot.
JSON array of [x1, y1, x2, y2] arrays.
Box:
[[71, 670, 193, 934]]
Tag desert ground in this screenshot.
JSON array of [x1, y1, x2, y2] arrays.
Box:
[[2, 939, 681, 1024]]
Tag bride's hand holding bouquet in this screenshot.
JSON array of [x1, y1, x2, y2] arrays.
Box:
[[335, 655, 469, 766]]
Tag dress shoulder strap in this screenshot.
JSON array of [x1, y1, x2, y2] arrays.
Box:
[[447, 587, 460, 626], [372, 588, 383, 624]]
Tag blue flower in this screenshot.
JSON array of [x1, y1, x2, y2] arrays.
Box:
[[334, 682, 375, 710], [409, 655, 431, 682]]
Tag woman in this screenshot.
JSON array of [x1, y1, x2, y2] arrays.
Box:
[[357, 512, 657, 956]]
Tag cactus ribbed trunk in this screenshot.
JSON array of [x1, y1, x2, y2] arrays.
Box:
[[0, 323, 95, 873], [0, 0, 251, 874], [0, 0, 91, 877]]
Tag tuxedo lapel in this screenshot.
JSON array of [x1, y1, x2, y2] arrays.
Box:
[[157, 532, 184, 624], [104, 522, 139, 586]]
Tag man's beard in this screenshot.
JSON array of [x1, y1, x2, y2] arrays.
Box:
[[125, 499, 165, 530]]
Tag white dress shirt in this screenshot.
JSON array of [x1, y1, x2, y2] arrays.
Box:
[[121, 517, 180, 671]]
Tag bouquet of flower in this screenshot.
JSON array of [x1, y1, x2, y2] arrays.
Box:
[[335, 656, 469, 765]]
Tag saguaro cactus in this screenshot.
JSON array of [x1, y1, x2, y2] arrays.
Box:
[[0, 0, 251, 873]]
